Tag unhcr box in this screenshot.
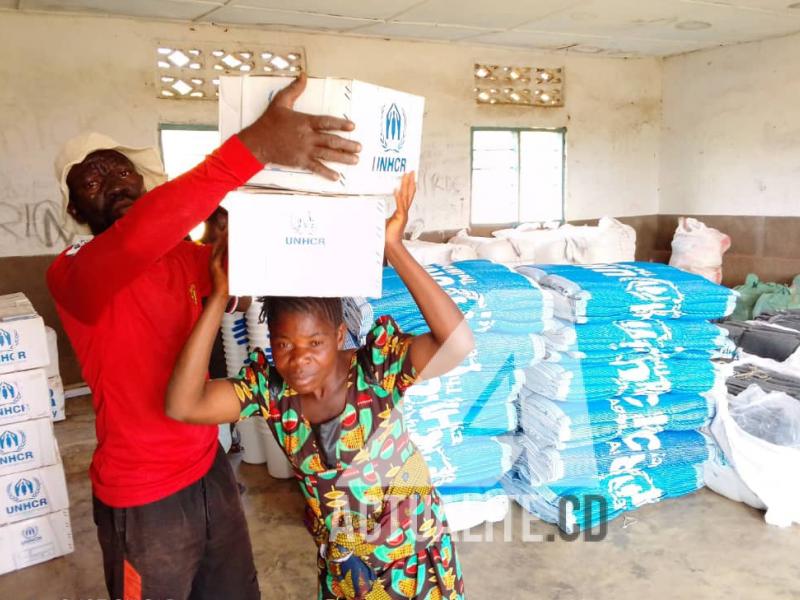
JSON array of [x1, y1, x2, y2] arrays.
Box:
[[0, 463, 69, 526], [226, 190, 386, 298], [220, 76, 424, 195], [0, 418, 60, 477], [0, 294, 49, 375], [0, 368, 51, 426], [0, 509, 73, 575], [48, 376, 65, 422]]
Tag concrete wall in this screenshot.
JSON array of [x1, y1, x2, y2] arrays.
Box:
[[6, 11, 800, 383], [0, 10, 662, 259], [660, 31, 800, 217]]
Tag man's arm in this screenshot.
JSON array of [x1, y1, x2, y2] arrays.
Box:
[[48, 75, 360, 323], [47, 136, 260, 322]]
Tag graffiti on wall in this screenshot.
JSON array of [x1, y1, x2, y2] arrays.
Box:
[[0, 182, 77, 256]]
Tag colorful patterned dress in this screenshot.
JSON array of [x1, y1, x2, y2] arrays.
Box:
[[233, 316, 466, 600]]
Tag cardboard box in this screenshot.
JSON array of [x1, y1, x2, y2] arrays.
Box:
[[0, 463, 69, 526], [0, 369, 52, 426], [0, 294, 50, 375], [227, 191, 386, 298], [0, 418, 60, 477], [220, 76, 424, 195], [48, 376, 65, 422], [0, 509, 73, 575]]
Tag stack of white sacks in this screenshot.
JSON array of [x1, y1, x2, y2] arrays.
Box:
[[0, 293, 73, 574], [503, 262, 739, 532], [402, 217, 636, 267]]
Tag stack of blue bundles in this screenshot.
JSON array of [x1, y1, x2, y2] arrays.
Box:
[[366, 260, 548, 505], [505, 457, 708, 532], [377, 261, 554, 335], [505, 262, 737, 532], [519, 389, 716, 449], [518, 262, 738, 323], [544, 319, 735, 362], [517, 429, 715, 486]]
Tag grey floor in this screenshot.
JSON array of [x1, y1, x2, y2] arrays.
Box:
[[1, 395, 798, 600]]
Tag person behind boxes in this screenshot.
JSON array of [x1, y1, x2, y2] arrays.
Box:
[[166, 173, 472, 600], [47, 74, 361, 600]]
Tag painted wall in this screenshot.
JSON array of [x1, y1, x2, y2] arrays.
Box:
[[660, 31, 800, 216], [0, 11, 662, 257]]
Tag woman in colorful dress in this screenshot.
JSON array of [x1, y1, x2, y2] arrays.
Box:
[[166, 172, 473, 599]]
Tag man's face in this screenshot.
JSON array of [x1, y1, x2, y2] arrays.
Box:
[[66, 149, 145, 235]]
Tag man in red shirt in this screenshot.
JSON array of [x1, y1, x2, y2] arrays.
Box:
[[47, 75, 361, 600]]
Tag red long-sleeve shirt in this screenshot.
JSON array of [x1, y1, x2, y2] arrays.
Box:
[[47, 135, 262, 508]]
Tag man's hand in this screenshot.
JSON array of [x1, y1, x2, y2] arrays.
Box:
[[210, 232, 229, 300], [385, 172, 416, 248], [238, 73, 361, 181]]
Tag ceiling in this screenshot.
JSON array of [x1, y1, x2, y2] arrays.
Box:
[[7, 0, 800, 57]]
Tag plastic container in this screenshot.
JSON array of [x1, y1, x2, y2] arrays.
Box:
[[263, 421, 294, 479], [236, 418, 267, 464]]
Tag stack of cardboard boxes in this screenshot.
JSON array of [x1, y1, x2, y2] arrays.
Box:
[[219, 75, 425, 297], [0, 294, 73, 575]]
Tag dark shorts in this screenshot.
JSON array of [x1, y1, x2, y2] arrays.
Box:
[[92, 445, 260, 600]]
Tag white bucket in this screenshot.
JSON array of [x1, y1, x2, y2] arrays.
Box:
[[264, 424, 294, 479], [237, 418, 267, 464]]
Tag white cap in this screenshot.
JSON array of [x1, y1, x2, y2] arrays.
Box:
[[54, 132, 167, 232]]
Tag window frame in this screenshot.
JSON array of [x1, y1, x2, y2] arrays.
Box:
[[469, 126, 566, 228]]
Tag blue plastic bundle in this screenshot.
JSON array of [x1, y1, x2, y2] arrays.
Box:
[[401, 332, 541, 437], [518, 429, 714, 485], [544, 318, 734, 362], [375, 260, 553, 335], [519, 389, 715, 449], [524, 354, 724, 401], [517, 262, 738, 323], [403, 331, 544, 374], [413, 435, 516, 489], [504, 456, 707, 532], [405, 369, 522, 437]]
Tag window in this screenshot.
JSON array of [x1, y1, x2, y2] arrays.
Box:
[[470, 128, 565, 225], [159, 125, 221, 239], [159, 125, 220, 180]]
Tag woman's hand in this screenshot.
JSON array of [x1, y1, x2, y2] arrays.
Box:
[[382, 170, 474, 380], [210, 232, 229, 300], [385, 171, 416, 249]]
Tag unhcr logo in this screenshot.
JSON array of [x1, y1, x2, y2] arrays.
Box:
[[22, 525, 42, 544], [0, 380, 26, 418], [0, 381, 20, 404], [0, 430, 26, 453], [0, 328, 25, 366], [373, 102, 409, 174], [8, 477, 40, 502], [6, 476, 48, 515], [285, 211, 325, 247], [0, 429, 33, 466], [380, 103, 406, 152], [0, 328, 19, 351]]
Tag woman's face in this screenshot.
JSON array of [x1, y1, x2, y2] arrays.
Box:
[[269, 310, 345, 394]]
